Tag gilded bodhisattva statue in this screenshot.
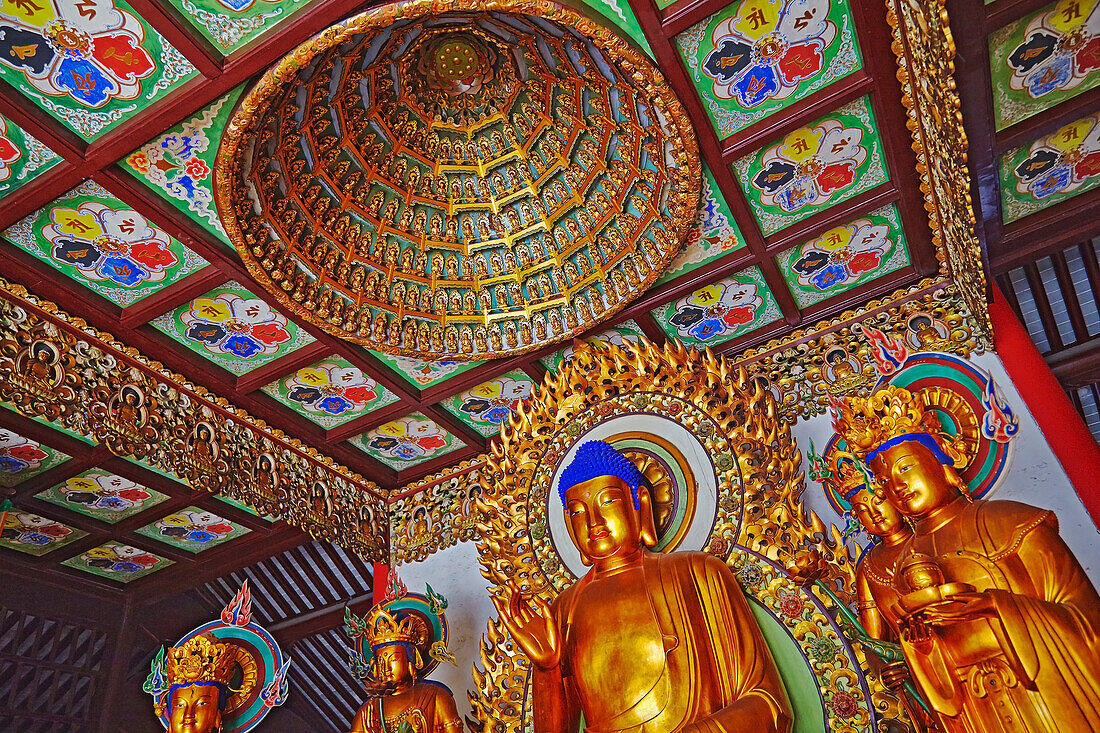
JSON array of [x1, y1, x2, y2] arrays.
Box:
[[834, 385, 1100, 733]]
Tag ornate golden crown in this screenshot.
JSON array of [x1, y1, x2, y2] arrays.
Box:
[[832, 385, 966, 467], [363, 606, 428, 649], [822, 451, 874, 501], [165, 635, 238, 688]]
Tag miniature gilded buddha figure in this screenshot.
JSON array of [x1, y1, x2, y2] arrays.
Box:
[[835, 386, 1100, 733], [347, 603, 462, 733], [495, 441, 792, 733]]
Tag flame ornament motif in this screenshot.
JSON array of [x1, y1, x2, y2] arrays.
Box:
[[981, 378, 1020, 443], [861, 323, 908, 375]]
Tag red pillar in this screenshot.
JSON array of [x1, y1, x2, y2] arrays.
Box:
[[372, 561, 389, 606], [990, 284, 1100, 528]]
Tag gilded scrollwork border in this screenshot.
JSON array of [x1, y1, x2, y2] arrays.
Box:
[[0, 278, 388, 561]]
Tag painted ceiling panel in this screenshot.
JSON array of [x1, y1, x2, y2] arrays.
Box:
[[373, 352, 483, 389], [0, 0, 198, 139], [60, 540, 173, 581], [652, 265, 782, 346], [134, 505, 251, 552], [676, 0, 863, 138], [262, 355, 400, 429], [0, 113, 60, 199], [988, 0, 1100, 130], [776, 202, 910, 307], [659, 164, 747, 283], [35, 468, 169, 522], [150, 279, 316, 374], [3, 180, 209, 306], [441, 369, 535, 437], [1000, 111, 1100, 222], [166, 0, 316, 53], [0, 426, 69, 487], [349, 412, 463, 470], [121, 85, 246, 246], [1, 509, 86, 555], [732, 95, 888, 235]]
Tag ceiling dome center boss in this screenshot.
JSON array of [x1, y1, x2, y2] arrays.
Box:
[[215, 0, 700, 361]]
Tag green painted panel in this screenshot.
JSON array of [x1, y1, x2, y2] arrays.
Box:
[[0, 509, 86, 556], [441, 369, 535, 437], [659, 164, 747, 284], [989, 0, 1100, 130], [163, 0, 316, 53], [733, 96, 888, 235], [0, 427, 69, 487], [122, 86, 245, 246], [373, 352, 482, 389], [150, 280, 315, 375], [3, 180, 208, 306], [776, 203, 910, 307], [0, 114, 60, 200], [1000, 111, 1100, 221], [0, 0, 197, 139], [36, 469, 169, 523], [652, 266, 782, 346], [262, 355, 400, 429], [135, 506, 250, 552], [61, 541, 172, 582], [677, 0, 862, 138], [349, 413, 463, 470]]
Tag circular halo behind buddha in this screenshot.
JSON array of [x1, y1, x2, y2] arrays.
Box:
[[215, 0, 700, 360]]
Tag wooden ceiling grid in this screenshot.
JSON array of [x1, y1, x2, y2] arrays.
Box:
[[0, 0, 976, 608]]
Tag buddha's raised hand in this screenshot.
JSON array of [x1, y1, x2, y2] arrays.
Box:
[[492, 584, 560, 669]]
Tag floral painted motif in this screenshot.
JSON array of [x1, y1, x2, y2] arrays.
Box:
[[42, 201, 177, 287], [661, 166, 746, 283], [1, 511, 84, 556], [1011, 114, 1100, 201], [1005, 0, 1100, 103], [452, 375, 533, 434], [655, 268, 782, 346], [137, 507, 246, 551], [37, 470, 166, 521], [124, 90, 241, 242], [0, 119, 20, 180], [63, 541, 169, 581], [355, 414, 461, 468], [283, 362, 380, 416], [792, 219, 892, 290], [780, 205, 909, 307], [377, 353, 480, 388], [540, 321, 645, 371], [180, 292, 291, 360], [702, 0, 836, 108], [668, 279, 764, 342], [0, 0, 156, 109], [751, 119, 866, 212], [0, 427, 49, 474]]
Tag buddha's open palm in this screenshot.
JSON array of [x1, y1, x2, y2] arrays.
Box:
[[492, 585, 560, 669]]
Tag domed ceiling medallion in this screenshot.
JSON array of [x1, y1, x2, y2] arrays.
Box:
[[215, 0, 701, 361]]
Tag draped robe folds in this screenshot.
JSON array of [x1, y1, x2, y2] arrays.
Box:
[[896, 500, 1100, 733], [533, 551, 792, 733], [348, 681, 462, 733]]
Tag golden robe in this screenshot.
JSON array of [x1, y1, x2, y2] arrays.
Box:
[[895, 499, 1100, 733], [349, 681, 462, 733], [535, 551, 792, 733]]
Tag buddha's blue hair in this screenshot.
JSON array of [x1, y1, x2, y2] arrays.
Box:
[[558, 440, 643, 508]]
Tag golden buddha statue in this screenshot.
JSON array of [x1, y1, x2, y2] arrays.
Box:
[[495, 440, 792, 733], [346, 597, 462, 733], [834, 386, 1100, 733], [162, 635, 239, 733]]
